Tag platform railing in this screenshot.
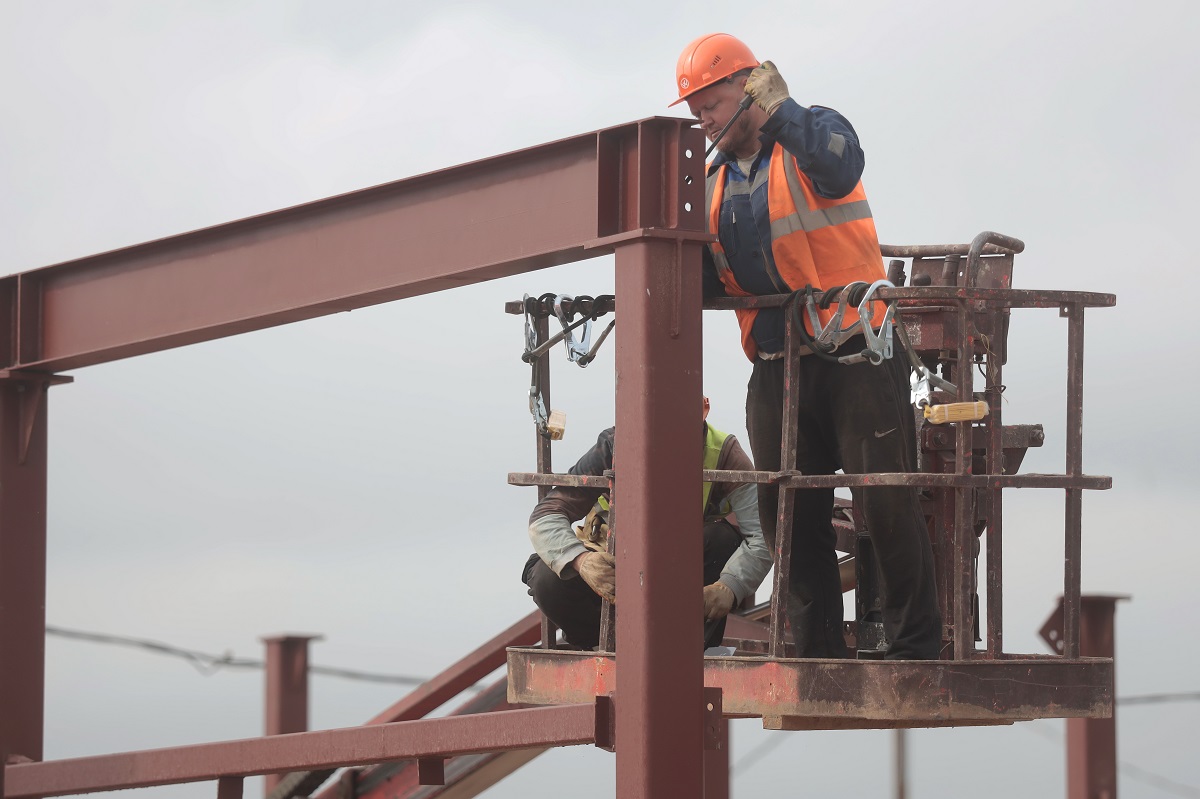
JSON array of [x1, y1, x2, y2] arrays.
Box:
[[507, 235, 1115, 662]]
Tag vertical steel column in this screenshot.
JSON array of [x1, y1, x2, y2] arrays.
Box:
[[613, 237, 704, 798], [769, 321, 802, 657], [1066, 596, 1121, 799], [533, 315, 559, 649], [262, 635, 319, 796], [0, 379, 51, 765], [894, 728, 908, 799], [953, 301, 976, 660], [533, 315, 553, 498], [1063, 304, 1085, 659], [985, 309, 1005, 656]]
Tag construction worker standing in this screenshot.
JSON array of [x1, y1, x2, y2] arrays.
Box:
[[673, 33, 942, 659], [521, 398, 771, 650]]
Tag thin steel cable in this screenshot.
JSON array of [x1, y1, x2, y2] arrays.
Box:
[[46, 625, 434, 686]]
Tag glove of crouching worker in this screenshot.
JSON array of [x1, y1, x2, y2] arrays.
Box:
[[743, 60, 790, 115], [575, 551, 617, 603], [702, 581, 736, 620]]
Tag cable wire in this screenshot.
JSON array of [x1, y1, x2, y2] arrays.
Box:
[[47, 625, 436, 687]]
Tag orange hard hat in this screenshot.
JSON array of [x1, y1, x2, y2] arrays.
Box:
[[670, 33, 760, 107]]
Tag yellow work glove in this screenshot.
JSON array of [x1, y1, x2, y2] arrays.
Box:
[[575, 551, 617, 603], [744, 60, 790, 116], [702, 581, 736, 620]]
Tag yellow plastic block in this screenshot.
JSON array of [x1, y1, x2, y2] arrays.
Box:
[[546, 409, 567, 440], [923, 401, 989, 425]]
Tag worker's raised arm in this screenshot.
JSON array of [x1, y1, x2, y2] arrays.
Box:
[[760, 101, 866, 200]]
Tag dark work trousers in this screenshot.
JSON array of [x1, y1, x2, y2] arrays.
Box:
[[746, 343, 942, 660], [522, 519, 743, 650]]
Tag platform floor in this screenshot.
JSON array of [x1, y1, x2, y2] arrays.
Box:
[[507, 647, 1113, 731]]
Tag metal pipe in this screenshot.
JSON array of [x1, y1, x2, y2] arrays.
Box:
[[953, 299, 976, 659], [985, 308, 1005, 656], [1063, 304, 1086, 660], [769, 313, 802, 658]]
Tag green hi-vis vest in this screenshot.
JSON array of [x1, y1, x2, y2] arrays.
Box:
[[596, 423, 731, 519]]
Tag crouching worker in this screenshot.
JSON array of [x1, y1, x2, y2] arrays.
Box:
[[521, 397, 771, 650]]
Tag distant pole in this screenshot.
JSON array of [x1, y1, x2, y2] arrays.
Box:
[[1067, 598, 1122, 799], [261, 634, 321, 797], [894, 729, 908, 799], [1039, 594, 1127, 799]]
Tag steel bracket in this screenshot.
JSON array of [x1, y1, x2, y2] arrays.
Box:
[[594, 694, 616, 752], [0, 369, 73, 464]]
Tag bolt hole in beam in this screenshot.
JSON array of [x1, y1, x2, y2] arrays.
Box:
[[685, 148, 693, 158], [684, 202, 693, 212], [685, 175, 693, 185]]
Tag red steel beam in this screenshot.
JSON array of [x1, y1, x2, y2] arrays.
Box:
[[272, 611, 542, 799], [0, 377, 54, 765], [3, 704, 597, 798], [0, 118, 707, 373], [363, 611, 540, 726]]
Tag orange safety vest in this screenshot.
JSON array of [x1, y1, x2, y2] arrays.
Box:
[[706, 145, 886, 361]]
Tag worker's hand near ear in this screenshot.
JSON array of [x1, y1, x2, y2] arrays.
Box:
[[744, 61, 790, 115], [574, 551, 617, 603], [703, 581, 736, 620]]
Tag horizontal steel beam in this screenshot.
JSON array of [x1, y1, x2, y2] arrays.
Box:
[[2, 118, 706, 372], [3, 705, 596, 798], [506, 649, 1113, 728], [705, 288, 1116, 311], [509, 471, 1112, 490]]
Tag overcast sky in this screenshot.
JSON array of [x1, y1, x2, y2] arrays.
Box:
[[3, 1, 1198, 797]]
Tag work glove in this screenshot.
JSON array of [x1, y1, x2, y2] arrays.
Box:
[[576, 551, 617, 603], [744, 61, 790, 116], [574, 504, 610, 553], [702, 581, 736, 620]]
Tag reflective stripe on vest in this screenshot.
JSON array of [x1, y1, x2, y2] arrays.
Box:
[[595, 424, 730, 517], [706, 144, 886, 361]]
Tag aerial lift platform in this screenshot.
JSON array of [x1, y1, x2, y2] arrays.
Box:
[[0, 118, 1112, 799], [506, 232, 1114, 734]]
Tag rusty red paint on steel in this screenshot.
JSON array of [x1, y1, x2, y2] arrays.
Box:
[[0, 379, 52, 764], [363, 612, 540, 726], [506, 648, 1113, 726], [511, 470, 1111, 491], [0, 118, 705, 373], [705, 287, 1116, 312], [769, 319, 804, 657], [613, 235, 707, 798], [3, 704, 597, 799], [351, 680, 538, 799]]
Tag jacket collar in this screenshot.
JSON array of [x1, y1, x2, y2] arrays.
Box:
[[706, 131, 777, 177]]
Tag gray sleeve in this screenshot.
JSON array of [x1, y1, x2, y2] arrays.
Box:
[[717, 483, 773, 602], [529, 513, 589, 577]]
